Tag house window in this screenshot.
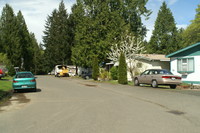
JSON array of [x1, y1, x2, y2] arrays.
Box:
[[177, 58, 194, 73]]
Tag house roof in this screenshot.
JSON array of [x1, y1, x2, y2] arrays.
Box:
[[137, 54, 170, 61], [106, 54, 170, 66], [166, 42, 200, 58]]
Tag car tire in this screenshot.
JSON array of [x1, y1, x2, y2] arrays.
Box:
[[134, 78, 140, 86], [152, 80, 158, 88], [170, 85, 177, 89]]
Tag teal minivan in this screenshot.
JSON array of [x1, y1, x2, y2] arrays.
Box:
[[13, 72, 37, 92]]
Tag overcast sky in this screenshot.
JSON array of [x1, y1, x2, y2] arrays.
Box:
[[0, 0, 199, 43]]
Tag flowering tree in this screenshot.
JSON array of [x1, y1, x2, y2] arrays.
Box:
[[107, 32, 146, 81]]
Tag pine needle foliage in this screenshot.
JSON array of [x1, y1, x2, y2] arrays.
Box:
[[118, 52, 127, 84]]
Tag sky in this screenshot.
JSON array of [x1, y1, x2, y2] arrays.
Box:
[[0, 0, 199, 43]]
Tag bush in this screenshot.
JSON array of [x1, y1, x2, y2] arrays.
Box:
[[92, 56, 99, 80], [118, 52, 128, 84], [110, 66, 118, 80], [99, 68, 109, 81], [7, 65, 15, 76]]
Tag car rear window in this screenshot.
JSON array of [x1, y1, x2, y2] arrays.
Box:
[[16, 73, 33, 78], [158, 70, 172, 75]]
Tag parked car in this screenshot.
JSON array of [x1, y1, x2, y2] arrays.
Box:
[[81, 72, 92, 80], [54, 65, 69, 77], [12, 72, 37, 92], [134, 69, 182, 89], [0, 68, 5, 79], [48, 69, 55, 75]]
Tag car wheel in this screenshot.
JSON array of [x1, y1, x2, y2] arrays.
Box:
[[170, 85, 177, 89], [152, 80, 158, 88], [134, 78, 140, 86]]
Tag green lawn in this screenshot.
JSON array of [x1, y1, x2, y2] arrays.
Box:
[[105, 80, 134, 86], [0, 77, 12, 92]]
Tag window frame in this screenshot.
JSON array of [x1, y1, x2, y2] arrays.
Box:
[[177, 57, 194, 73]]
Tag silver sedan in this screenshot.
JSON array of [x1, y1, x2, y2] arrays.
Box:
[[134, 69, 182, 89]]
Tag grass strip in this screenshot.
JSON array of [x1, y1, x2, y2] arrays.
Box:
[[0, 77, 13, 102]]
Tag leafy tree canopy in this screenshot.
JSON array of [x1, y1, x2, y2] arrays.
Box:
[[181, 4, 200, 47]]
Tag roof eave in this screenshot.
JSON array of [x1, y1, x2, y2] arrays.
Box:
[[166, 42, 200, 58]]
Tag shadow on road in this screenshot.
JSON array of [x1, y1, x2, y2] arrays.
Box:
[[0, 92, 31, 112], [14, 88, 42, 93], [139, 85, 170, 89]]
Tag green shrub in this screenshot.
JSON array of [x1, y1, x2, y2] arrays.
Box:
[[110, 66, 118, 80], [99, 68, 109, 80], [92, 56, 99, 80], [7, 65, 15, 76], [118, 52, 128, 84]]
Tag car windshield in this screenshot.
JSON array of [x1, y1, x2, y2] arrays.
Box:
[[16, 73, 33, 78]]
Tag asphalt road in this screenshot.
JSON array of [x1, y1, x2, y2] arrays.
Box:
[[0, 75, 200, 133]]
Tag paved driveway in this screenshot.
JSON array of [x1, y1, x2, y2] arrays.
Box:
[[0, 76, 200, 133]]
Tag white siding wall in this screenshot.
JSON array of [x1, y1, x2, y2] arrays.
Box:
[[127, 60, 170, 81], [170, 56, 200, 83]]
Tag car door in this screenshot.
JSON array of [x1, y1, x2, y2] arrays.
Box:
[[138, 70, 150, 84], [146, 70, 157, 84]]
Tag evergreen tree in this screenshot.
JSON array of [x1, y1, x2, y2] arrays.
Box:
[[0, 4, 21, 69], [118, 52, 127, 85], [110, 66, 118, 80], [17, 11, 33, 71], [92, 56, 99, 81], [71, 0, 126, 67], [30, 33, 45, 74], [43, 1, 71, 72], [56, 1, 71, 64], [148, 2, 179, 54], [70, 1, 86, 68], [181, 4, 200, 47], [71, 0, 150, 68], [122, 0, 151, 38], [0, 4, 42, 74], [43, 10, 57, 72]]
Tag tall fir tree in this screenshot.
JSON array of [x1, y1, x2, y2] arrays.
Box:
[[17, 11, 34, 71], [148, 2, 179, 54], [92, 56, 99, 81], [43, 1, 71, 72], [118, 52, 127, 85], [43, 10, 57, 72], [0, 4, 42, 74], [30, 33, 45, 74], [0, 4, 21, 69]]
